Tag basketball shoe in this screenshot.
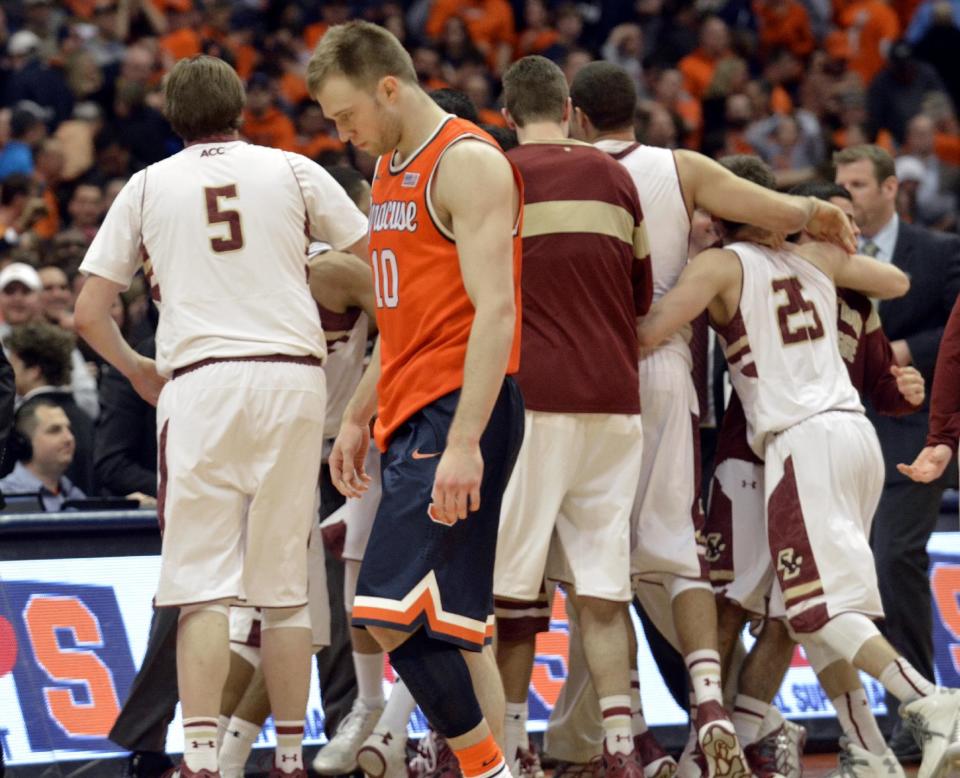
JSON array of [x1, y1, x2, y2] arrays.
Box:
[[312, 698, 384, 774], [357, 728, 409, 778]]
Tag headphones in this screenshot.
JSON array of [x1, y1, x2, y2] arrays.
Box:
[[9, 398, 53, 464]]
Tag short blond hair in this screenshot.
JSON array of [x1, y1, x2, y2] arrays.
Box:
[[307, 21, 417, 98], [833, 144, 896, 184]]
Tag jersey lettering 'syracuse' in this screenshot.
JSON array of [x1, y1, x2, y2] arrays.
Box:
[[368, 115, 524, 450]]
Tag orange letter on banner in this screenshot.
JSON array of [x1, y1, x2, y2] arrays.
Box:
[[931, 566, 960, 672], [530, 592, 569, 710], [24, 595, 120, 737]]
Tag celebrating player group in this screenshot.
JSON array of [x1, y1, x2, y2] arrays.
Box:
[[73, 16, 960, 778]]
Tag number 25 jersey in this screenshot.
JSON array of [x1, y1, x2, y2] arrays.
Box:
[[716, 241, 863, 457], [80, 140, 369, 377], [369, 115, 524, 451]]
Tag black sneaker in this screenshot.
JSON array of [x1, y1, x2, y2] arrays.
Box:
[[888, 721, 923, 764], [124, 751, 175, 778]]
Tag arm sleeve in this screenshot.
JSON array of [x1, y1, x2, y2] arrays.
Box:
[[287, 153, 369, 251], [79, 171, 146, 288], [863, 309, 919, 416], [927, 293, 960, 452]]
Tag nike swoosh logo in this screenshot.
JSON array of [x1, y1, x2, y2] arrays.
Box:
[[412, 449, 441, 459], [481, 758, 497, 768]]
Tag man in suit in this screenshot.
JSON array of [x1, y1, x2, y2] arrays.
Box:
[[836, 144, 960, 761]]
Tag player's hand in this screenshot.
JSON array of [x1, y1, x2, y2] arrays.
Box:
[[430, 441, 483, 526], [897, 444, 952, 483], [129, 355, 166, 407], [330, 420, 371, 498], [805, 198, 857, 254], [126, 491, 157, 508], [891, 365, 925, 406]]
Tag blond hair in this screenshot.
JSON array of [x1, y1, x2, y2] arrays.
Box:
[[307, 21, 417, 97]]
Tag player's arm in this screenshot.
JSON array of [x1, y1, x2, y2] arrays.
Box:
[[675, 150, 857, 253], [309, 250, 377, 319], [432, 140, 519, 524], [859, 308, 925, 415], [330, 338, 380, 498], [795, 242, 910, 299], [637, 248, 738, 348]]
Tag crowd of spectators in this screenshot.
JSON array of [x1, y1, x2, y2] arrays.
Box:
[[0, 0, 958, 500]]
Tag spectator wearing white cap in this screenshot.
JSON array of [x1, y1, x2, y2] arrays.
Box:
[[3, 28, 74, 127], [0, 262, 99, 420], [898, 113, 959, 229]]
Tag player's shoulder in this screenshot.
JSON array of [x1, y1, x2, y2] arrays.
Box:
[[837, 287, 872, 316]]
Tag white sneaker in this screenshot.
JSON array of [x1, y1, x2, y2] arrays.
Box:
[[902, 689, 960, 778], [773, 720, 807, 778], [312, 699, 384, 774], [826, 737, 905, 777], [677, 725, 704, 778], [357, 728, 408, 778]]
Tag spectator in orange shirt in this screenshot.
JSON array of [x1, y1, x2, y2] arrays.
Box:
[[32, 139, 64, 240], [426, 0, 516, 75], [437, 16, 487, 70], [241, 73, 296, 152], [461, 73, 506, 126], [159, 6, 201, 62], [754, 0, 816, 59], [304, 0, 351, 52], [840, 0, 901, 85], [201, 0, 258, 80], [516, 0, 559, 58], [412, 45, 449, 91], [653, 68, 702, 148], [293, 101, 344, 162], [679, 16, 732, 99]]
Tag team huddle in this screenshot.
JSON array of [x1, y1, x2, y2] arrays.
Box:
[[71, 17, 960, 778]]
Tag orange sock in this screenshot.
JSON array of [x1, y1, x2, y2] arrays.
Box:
[[454, 733, 508, 778]]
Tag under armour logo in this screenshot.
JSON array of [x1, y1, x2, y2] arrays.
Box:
[[281, 754, 300, 763], [380, 732, 393, 745], [742, 479, 757, 489], [702, 678, 716, 687], [703, 532, 727, 563], [777, 547, 804, 580], [191, 740, 216, 749], [230, 730, 240, 738], [615, 734, 632, 742]]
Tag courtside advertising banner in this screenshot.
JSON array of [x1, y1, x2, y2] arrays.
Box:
[[3, 534, 960, 765]]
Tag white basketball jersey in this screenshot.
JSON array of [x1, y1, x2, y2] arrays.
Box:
[[597, 140, 691, 363], [321, 307, 369, 439], [81, 141, 369, 377], [717, 241, 863, 456]]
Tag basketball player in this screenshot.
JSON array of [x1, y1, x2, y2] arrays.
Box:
[[706, 181, 922, 777], [636, 154, 960, 778], [74, 55, 369, 778], [515, 60, 856, 778], [490, 54, 652, 778], [308, 21, 524, 778]]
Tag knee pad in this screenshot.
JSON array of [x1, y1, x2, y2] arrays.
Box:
[[178, 600, 230, 622], [806, 613, 881, 665], [389, 628, 483, 739], [798, 636, 843, 674], [344, 559, 361, 615], [666, 575, 713, 602], [260, 604, 311, 631]]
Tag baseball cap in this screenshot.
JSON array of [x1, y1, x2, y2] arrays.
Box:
[[8, 30, 40, 57], [0, 263, 42, 292], [895, 155, 926, 183]]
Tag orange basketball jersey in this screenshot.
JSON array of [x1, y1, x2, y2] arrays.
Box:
[[369, 115, 523, 450]]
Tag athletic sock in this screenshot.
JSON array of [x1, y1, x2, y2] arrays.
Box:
[[355, 651, 387, 708], [630, 670, 649, 736], [833, 689, 887, 756], [219, 717, 261, 777], [600, 694, 634, 755], [454, 733, 510, 778], [378, 677, 417, 734], [217, 715, 230, 748], [731, 694, 769, 747], [879, 658, 937, 705], [183, 717, 220, 772], [686, 649, 724, 707], [274, 720, 304, 774], [504, 701, 528, 767]]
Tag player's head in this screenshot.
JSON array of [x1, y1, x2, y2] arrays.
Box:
[[716, 154, 776, 239], [833, 144, 897, 236], [429, 88, 479, 123], [307, 21, 417, 155], [788, 181, 860, 243], [501, 55, 570, 130], [164, 55, 245, 143], [324, 164, 372, 216], [569, 61, 637, 141]]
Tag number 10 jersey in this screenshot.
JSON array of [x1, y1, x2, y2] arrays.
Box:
[[715, 241, 863, 458]]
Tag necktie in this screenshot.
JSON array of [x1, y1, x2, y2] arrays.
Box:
[[861, 240, 880, 257]]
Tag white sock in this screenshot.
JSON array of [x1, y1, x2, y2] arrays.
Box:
[[274, 720, 304, 773], [378, 677, 417, 734], [504, 701, 527, 768], [731, 694, 768, 746], [183, 717, 219, 771], [686, 649, 724, 706], [219, 717, 261, 778], [355, 651, 386, 708], [600, 694, 634, 755], [217, 714, 230, 748], [879, 658, 936, 705], [833, 689, 887, 756], [630, 669, 648, 736]]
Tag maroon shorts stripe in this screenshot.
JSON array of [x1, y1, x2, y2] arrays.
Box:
[[172, 353, 323, 379], [496, 615, 550, 641], [493, 597, 549, 611], [156, 420, 169, 535]]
